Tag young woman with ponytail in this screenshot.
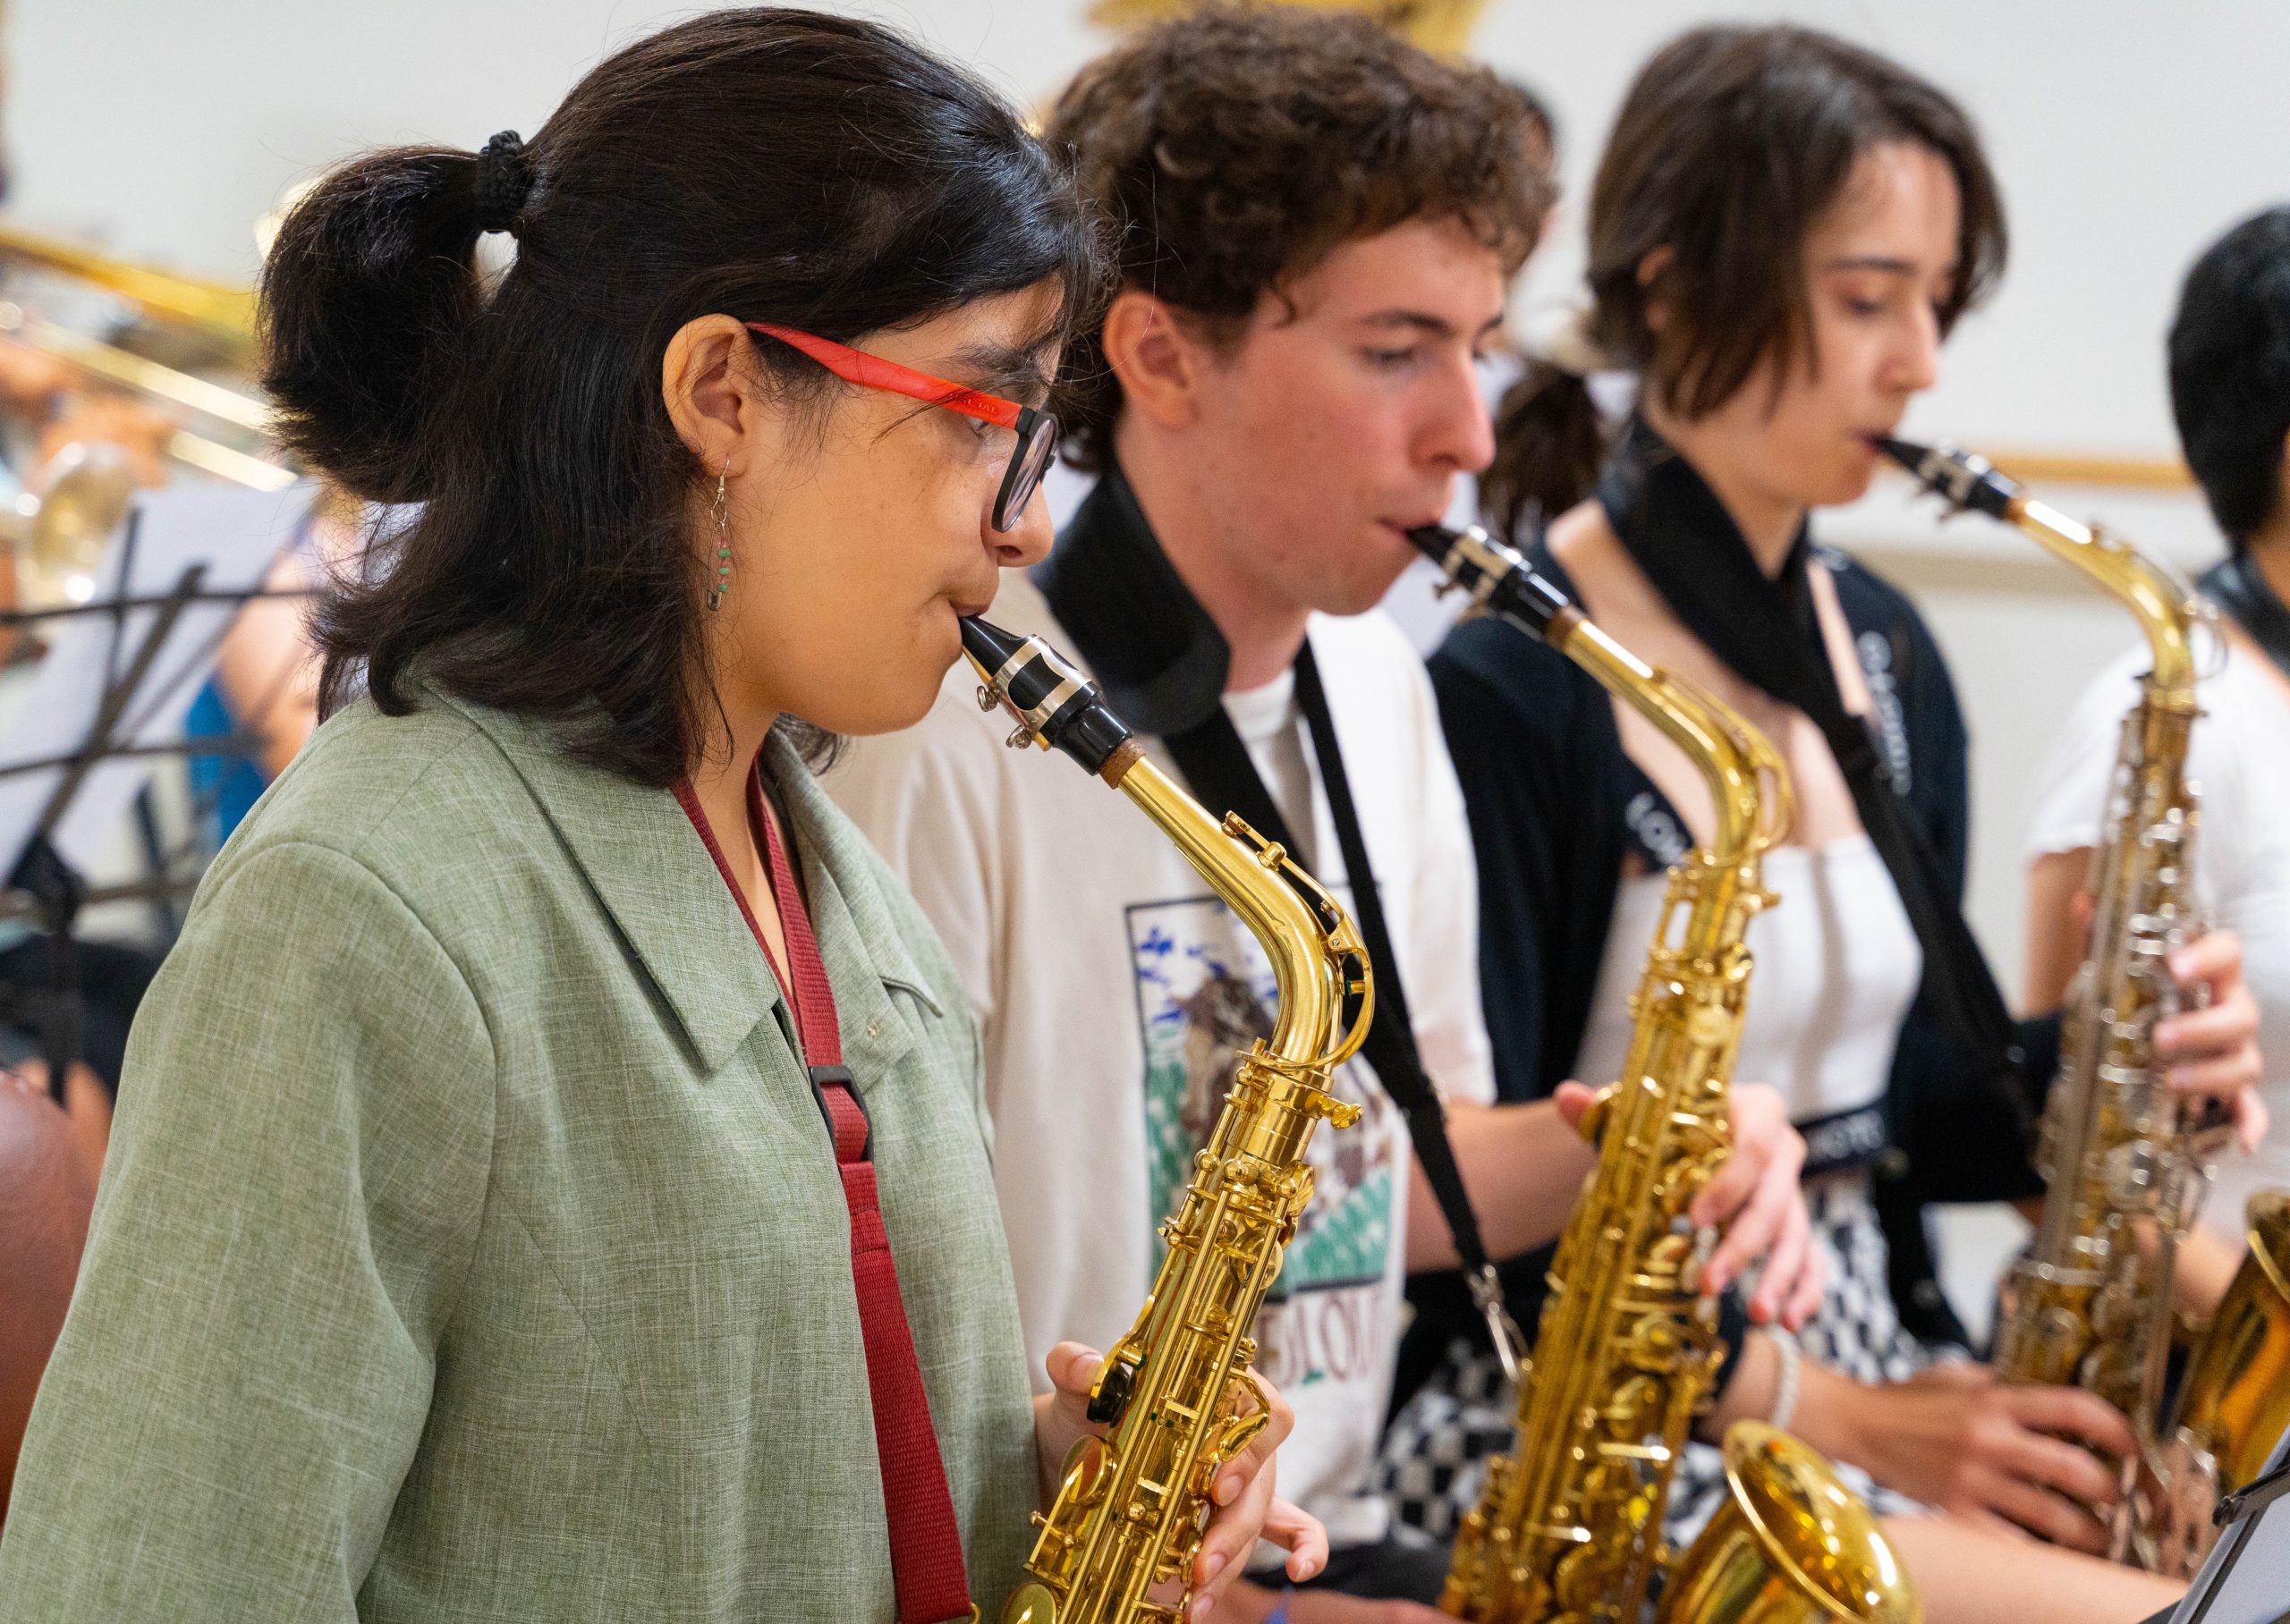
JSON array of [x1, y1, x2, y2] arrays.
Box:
[[1381, 25, 2263, 1624], [0, 12, 1320, 1620]]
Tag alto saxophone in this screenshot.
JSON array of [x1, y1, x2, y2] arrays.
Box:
[[958, 615, 1373, 1624], [1410, 525, 1918, 1624], [1879, 438, 2283, 1575]]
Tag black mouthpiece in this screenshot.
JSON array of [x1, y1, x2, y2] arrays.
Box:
[[1874, 436, 2021, 520], [959, 614, 1133, 776], [956, 613, 1027, 676], [1407, 523, 1572, 639]]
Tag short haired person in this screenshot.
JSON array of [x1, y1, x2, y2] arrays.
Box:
[[2024, 204, 2290, 1311], [0, 13, 1321, 1620], [829, 11, 1822, 1619], [1403, 25, 2262, 1624]]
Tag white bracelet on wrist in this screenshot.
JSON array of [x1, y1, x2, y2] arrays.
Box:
[[1765, 1328, 1802, 1434]]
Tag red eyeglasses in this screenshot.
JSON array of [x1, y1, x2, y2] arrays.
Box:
[[745, 322, 1058, 533]]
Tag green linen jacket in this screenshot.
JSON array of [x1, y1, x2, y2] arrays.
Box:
[[0, 680, 1039, 1621]]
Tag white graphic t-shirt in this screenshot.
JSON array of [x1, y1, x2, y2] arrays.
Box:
[[828, 571, 1494, 1550]]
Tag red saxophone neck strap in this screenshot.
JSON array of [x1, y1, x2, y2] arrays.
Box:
[[675, 767, 973, 1623]]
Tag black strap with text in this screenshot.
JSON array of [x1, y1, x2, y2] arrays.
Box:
[[1161, 642, 1523, 1374]]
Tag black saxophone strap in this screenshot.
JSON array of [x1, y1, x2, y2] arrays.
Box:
[[1599, 419, 2029, 1097], [2201, 553, 2290, 687], [1160, 642, 1524, 1377]]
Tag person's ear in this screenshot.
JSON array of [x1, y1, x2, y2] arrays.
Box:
[[662, 314, 768, 477], [1636, 246, 1675, 335], [1100, 288, 1209, 433]]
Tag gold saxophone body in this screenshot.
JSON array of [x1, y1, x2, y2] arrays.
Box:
[[1410, 525, 1919, 1624], [958, 615, 1374, 1624], [1879, 438, 2290, 1576]]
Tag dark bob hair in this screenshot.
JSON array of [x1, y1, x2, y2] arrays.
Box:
[[262, 7, 1102, 784], [1483, 24, 2008, 538], [1043, 2, 1556, 472], [2168, 205, 2290, 550]]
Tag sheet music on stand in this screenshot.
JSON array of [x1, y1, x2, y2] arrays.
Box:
[[2161, 1425, 2290, 1624], [0, 478, 318, 881]]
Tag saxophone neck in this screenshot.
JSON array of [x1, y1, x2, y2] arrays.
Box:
[[1404, 523, 1793, 869], [2010, 499, 2203, 702], [1555, 617, 1794, 873], [959, 613, 1370, 1073], [1876, 437, 2204, 700], [1110, 755, 1373, 1071]]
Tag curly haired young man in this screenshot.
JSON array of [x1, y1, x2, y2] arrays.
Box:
[[833, 12, 1821, 1617]]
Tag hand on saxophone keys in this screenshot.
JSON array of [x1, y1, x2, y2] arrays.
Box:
[[1031, 1342, 1328, 1620], [2152, 930, 2266, 1121], [1552, 1077, 1827, 1330], [1783, 1355, 2136, 1555]]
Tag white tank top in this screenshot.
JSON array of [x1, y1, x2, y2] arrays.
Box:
[[1573, 835, 1923, 1164]]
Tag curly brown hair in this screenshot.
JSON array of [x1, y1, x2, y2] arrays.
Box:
[[1044, 4, 1556, 471]]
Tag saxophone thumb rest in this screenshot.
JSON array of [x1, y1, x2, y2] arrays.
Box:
[[960, 613, 1140, 782]]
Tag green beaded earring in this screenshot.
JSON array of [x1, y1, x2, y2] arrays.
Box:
[[706, 465, 732, 611]]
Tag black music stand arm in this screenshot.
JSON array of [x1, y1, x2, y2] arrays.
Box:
[[8, 562, 210, 1104]]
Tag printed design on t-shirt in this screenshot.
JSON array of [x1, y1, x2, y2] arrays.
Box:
[[1127, 889, 1395, 1383]]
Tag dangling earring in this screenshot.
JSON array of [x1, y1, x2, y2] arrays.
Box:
[[707, 466, 731, 612]]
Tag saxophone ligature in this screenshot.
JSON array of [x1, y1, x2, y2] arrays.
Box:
[[960, 615, 1373, 1624], [1878, 436, 2290, 1575], [1410, 524, 1918, 1624]]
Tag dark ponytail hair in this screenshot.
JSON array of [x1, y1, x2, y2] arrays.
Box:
[[1482, 24, 2007, 540], [1480, 362, 1603, 545], [262, 7, 1101, 784]]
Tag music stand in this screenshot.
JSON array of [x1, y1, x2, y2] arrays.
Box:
[[0, 478, 318, 1102]]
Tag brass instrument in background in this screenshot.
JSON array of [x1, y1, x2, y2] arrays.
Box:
[[960, 615, 1372, 1624], [1879, 437, 2290, 1576], [0, 221, 290, 613], [1411, 523, 1917, 1624]]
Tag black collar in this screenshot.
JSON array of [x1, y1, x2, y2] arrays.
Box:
[[1596, 413, 1821, 699], [1596, 414, 2023, 1070], [2200, 551, 2290, 684], [1031, 459, 1230, 735]]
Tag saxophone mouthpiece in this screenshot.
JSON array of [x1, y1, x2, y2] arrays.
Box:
[[959, 614, 1136, 778], [1873, 435, 2022, 520], [1406, 522, 1573, 639]]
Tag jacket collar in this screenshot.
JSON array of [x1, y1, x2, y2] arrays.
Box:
[[427, 683, 933, 1084], [1032, 455, 1230, 736]]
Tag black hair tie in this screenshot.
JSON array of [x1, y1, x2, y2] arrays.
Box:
[[473, 130, 531, 236]]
